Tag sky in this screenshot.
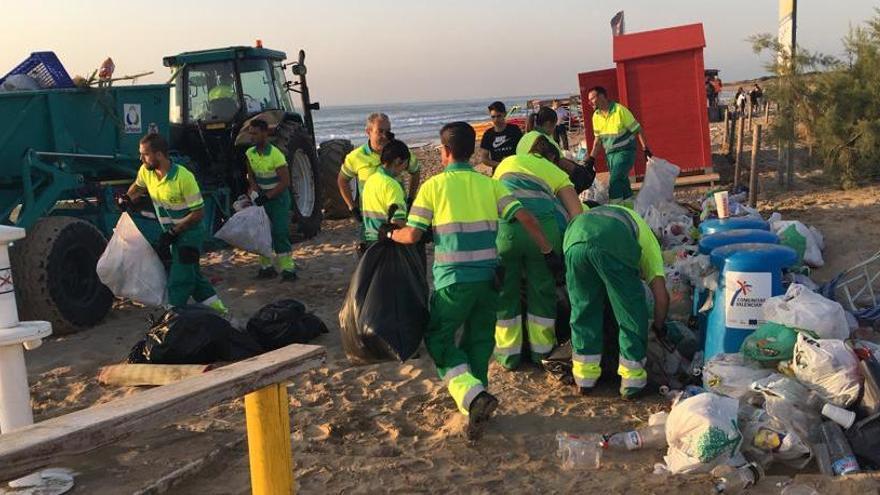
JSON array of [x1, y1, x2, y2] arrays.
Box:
[[3, 0, 878, 106]]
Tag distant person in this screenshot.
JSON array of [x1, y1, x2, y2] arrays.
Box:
[[750, 83, 764, 113], [735, 87, 747, 115], [477, 101, 522, 169], [337, 113, 421, 234], [552, 100, 571, 150], [208, 72, 235, 101], [585, 86, 652, 204], [245, 119, 297, 281], [705, 77, 716, 108], [711, 76, 723, 106], [385, 122, 559, 441], [519, 106, 595, 195]]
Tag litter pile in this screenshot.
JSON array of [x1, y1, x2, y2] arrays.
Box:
[[558, 158, 880, 492]]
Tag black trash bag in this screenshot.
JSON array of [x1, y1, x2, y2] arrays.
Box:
[[246, 299, 329, 351], [846, 412, 880, 468], [339, 241, 428, 364], [128, 305, 263, 364]]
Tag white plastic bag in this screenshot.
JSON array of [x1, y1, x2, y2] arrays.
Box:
[[792, 333, 861, 407], [214, 206, 273, 256], [702, 353, 773, 400], [762, 283, 850, 340], [635, 156, 680, 215], [768, 214, 824, 267], [664, 393, 742, 474], [580, 178, 608, 205], [96, 213, 167, 307]]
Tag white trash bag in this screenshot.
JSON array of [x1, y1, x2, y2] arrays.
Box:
[[768, 213, 825, 268], [580, 178, 608, 205], [703, 353, 773, 400], [214, 206, 273, 256], [664, 392, 743, 474], [792, 333, 861, 407], [762, 283, 850, 340], [96, 213, 167, 307], [635, 156, 680, 215]]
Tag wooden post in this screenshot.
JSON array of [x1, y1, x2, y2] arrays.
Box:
[[764, 101, 771, 125], [747, 101, 753, 131], [749, 125, 762, 207], [785, 140, 795, 189], [721, 108, 730, 152], [245, 383, 294, 495], [733, 115, 745, 189], [777, 139, 785, 186]]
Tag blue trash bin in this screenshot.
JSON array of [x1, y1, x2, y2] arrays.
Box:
[[704, 243, 798, 360], [700, 217, 770, 236]]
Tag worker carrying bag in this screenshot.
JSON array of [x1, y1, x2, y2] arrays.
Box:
[[339, 240, 429, 364]]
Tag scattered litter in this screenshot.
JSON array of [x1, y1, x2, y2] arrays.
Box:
[[702, 353, 772, 400], [556, 432, 602, 470], [664, 392, 742, 474], [762, 284, 851, 340], [792, 333, 861, 407]]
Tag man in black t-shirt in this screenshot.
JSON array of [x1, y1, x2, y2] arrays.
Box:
[[478, 101, 522, 169]]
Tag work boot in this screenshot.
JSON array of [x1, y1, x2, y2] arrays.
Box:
[[466, 391, 499, 442], [577, 386, 594, 396], [620, 386, 647, 401], [256, 266, 278, 279], [280, 270, 298, 282]]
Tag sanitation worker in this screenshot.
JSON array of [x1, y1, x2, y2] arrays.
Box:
[[492, 136, 584, 369], [384, 122, 562, 440], [336, 113, 421, 233], [517, 106, 594, 194], [245, 118, 297, 281], [359, 138, 410, 248], [564, 204, 669, 399], [118, 133, 228, 314], [585, 86, 652, 204]]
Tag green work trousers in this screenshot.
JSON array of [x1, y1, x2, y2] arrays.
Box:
[[494, 216, 561, 368], [425, 281, 498, 415], [607, 147, 636, 202], [259, 190, 295, 272], [168, 229, 220, 309], [565, 215, 648, 393]]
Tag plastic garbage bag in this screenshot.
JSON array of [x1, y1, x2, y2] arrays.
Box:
[[664, 392, 743, 474], [128, 305, 263, 364], [702, 353, 773, 400], [846, 412, 880, 467], [792, 333, 861, 407], [339, 241, 429, 364], [768, 214, 824, 268], [647, 321, 699, 389], [246, 299, 328, 351], [642, 201, 692, 242], [0, 74, 41, 92], [665, 268, 693, 323], [214, 206, 273, 256], [739, 404, 812, 469], [635, 157, 680, 215], [741, 322, 799, 363], [762, 284, 850, 340], [97, 212, 167, 307], [580, 178, 608, 205], [675, 254, 718, 292]]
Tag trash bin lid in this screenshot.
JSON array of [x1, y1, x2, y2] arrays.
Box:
[[710, 242, 799, 270], [699, 229, 779, 255], [700, 217, 770, 236]]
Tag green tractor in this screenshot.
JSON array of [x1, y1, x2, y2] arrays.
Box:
[[0, 45, 335, 334]]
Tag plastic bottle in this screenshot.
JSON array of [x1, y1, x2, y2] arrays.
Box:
[[820, 421, 860, 475], [714, 462, 763, 494], [603, 424, 666, 451], [556, 432, 602, 470]]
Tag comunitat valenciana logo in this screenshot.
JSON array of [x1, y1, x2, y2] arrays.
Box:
[[729, 279, 753, 307]]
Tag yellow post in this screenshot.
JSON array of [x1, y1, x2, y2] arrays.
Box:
[[245, 383, 294, 495]]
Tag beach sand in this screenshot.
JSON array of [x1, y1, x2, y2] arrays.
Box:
[[16, 126, 880, 494]]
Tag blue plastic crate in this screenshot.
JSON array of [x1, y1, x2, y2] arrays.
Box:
[[0, 51, 75, 89]]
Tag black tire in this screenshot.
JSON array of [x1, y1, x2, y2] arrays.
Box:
[[10, 217, 113, 335], [318, 139, 354, 219], [273, 121, 322, 240]]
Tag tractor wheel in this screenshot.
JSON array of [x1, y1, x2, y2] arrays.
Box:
[[10, 217, 112, 335], [273, 121, 323, 240], [318, 139, 354, 219]]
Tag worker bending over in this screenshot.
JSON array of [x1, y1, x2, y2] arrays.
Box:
[[492, 136, 583, 369], [564, 204, 668, 399], [245, 119, 297, 281], [360, 139, 410, 248], [119, 133, 227, 314], [585, 86, 652, 204], [518, 106, 595, 194], [337, 113, 421, 233], [385, 122, 562, 440]]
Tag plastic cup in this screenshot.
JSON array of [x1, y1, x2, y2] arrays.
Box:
[[714, 191, 730, 219], [822, 403, 856, 429]]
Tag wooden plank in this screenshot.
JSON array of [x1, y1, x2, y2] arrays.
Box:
[[0, 344, 325, 482], [631, 172, 720, 191], [98, 364, 215, 387]]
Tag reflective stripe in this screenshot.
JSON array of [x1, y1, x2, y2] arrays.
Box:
[[527, 314, 555, 328], [586, 206, 638, 238], [409, 206, 433, 221], [362, 210, 386, 220], [575, 376, 599, 388], [434, 248, 497, 263], [572, 353, 601, 364], [155, 200, 193, 212], [497, 195, 516, 214], [499, 172, 553, 195], [512, 189, 554, 200], [184, 194, 202, 205], [572, 359, 601, 388], [530, 342, 554, 354], [494, 346, 520, 356], [443, 364, 471, 383], [606, 134, 635, 151], [619, 356, 646, 370], [621, 376, 647, 389], [495, 317, 519, 328], [199, 295, 220, 305], [433, 220, 497, 234]]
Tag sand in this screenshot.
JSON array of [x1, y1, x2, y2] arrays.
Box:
[[14, 126, 880, 494]]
